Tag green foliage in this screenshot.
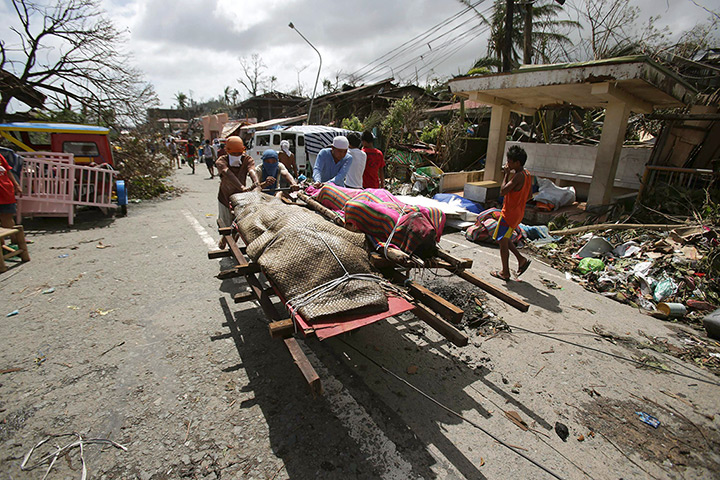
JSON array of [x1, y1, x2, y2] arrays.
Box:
[[467, 67, 492, 76], [420, 123, 443, 144], [114, 135, 175, 199], [379, 96, 424, 148], [363, 111, 384, 131], [341, 115, 364, 132]]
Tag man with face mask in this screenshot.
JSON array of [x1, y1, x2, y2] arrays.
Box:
[[215, 136, 261, 243], [254, 149, 299, 198]]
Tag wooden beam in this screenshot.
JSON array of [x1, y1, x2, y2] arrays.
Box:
[[436, 249, 473, 269], [284, 337, 323, 396], [208, 249, 232, 259], [225, 235, 247, 267], [412, 303, 468, 347], [469, 91, 536, 116], [590, 82, 653, 114], [297, 191, 345, 226], [455, 269, 529, 312], [218, 227, 233, 236], [648, 112, 720, 121], [233, 291, 256, 303], [217, 262, 261, 279], [269, 319, 295, 338], [407, 282, 464, 324]]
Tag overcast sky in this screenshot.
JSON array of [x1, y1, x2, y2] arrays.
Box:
[[3, 0, 718, 110]]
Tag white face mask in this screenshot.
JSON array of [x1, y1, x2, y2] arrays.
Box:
[[228, 154, 242, 167]]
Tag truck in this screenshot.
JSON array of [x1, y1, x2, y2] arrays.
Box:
[[247, 125, 359, 176]]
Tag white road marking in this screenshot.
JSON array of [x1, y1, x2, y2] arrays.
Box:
[[181, 209, 216, 249], [298, 343, 415, 480]]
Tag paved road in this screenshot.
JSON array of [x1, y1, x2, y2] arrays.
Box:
[[1, 167, 718, 479]]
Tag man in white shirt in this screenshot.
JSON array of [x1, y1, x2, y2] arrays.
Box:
[[344, 132, 366, 189]]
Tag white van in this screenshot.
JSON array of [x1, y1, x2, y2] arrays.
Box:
[[248, 125, 358, 176]]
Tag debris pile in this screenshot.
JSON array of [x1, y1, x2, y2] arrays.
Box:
[[528, 225, 719, 327], [425, 280, 507, 335]]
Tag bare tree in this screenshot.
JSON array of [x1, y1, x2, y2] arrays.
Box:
[[0, 0, 158, 125], [570, 0, 668, 60], [237, 53, 267, 97]]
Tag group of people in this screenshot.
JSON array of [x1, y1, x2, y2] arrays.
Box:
[[167, 137, 226, 178], [311, 131, 385, 189]]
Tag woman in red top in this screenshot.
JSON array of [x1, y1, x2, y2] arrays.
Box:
[[491, 146, 532, 281], [0, 153, 23, 245]]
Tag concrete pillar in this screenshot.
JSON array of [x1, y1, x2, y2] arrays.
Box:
[[587, 101, 631, 207], [485, 104, 511, 182]]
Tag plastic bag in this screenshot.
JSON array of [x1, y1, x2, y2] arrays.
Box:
[[578, 257, 605, 274], [653, 275, 678, 302]]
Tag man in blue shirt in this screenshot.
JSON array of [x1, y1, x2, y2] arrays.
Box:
[[312, 136, 353, 187]]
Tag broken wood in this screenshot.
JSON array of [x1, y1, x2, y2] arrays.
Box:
[[550, 223, 688, 236], [455, 269, 530, 312], [269, 319, 295, 339], [412, 302, 468, 347], [407, 282, 464, 324], [284, 337, 322, 396], [436, 249, 473, 269]]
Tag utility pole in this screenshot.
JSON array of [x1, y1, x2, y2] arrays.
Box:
[[503, 0, 514, 72], [523, 1, 533, 65]]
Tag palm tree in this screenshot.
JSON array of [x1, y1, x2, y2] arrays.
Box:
[[462, 0, 579, 73], [174, 92, 188, 110]]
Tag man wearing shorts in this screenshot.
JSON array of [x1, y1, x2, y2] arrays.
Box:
[[491, 145, 532, 281]]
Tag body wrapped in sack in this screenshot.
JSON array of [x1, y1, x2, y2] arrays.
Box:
[[230, 191, 388, 321]]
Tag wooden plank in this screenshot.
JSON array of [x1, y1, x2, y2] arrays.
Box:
[[217, 263, 261, 279], [408, 282, 464, 324], [269, 319, 294, 338], [412, 302, 468, 347], [436, 249, 473, 269], [284, 337, 322, 396], [218, 226, 233, 236], [208, 249, 232, 259], [233, 291, 256, 303], [297, 191, 345, 226], [226, 235, 248, 267], [455, 269, 529, 312]]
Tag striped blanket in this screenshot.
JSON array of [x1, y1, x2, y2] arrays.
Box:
[[308, 184, 445, 257]]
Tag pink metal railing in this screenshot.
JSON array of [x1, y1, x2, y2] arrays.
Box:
[[16, 152, 117, 226]]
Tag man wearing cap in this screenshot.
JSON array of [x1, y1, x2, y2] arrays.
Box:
[[215, 136, 261, 247], [312, 136, 353, 187], [254, 149, 299, 198]]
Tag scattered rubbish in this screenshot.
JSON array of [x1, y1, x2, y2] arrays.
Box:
[[505, 411, 529, 431], [577, 434, 585, 442], [6, 310, 19, 317], [96, 242, 111, 249], [67, 305, 80, 310], [657, 302, 687, 318], [41, 287, 55, 294], [613, 241, 641, 258], [205, 213, 215, 217], [578, 258, 605, 274], [540, 277, 562, 290], [406, 365, 418, 375], [20, 432, 127, 477], [653, 276, 678, 303], [0, 367, 23, 374], [576, 236, 613, 259], [91, 308, 114, 317], [99, 341, 125, 357], [571, 305, 596, 314], [555, 422, 569, 441], [541, 347, 555, 354], [57, 254, 69, 258], [636, 411, 661, 428], [151, 235, 158, 239]]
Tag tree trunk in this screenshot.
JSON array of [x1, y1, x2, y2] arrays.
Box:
[[523, 3, 532, 65], [503, 0, 514, 72]]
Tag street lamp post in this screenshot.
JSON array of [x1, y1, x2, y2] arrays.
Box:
[[289, 22, 322, 124]]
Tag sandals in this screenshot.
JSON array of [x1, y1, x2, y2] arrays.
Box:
[[517, 259, 532, 278], [490, 270, 512, 281]]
